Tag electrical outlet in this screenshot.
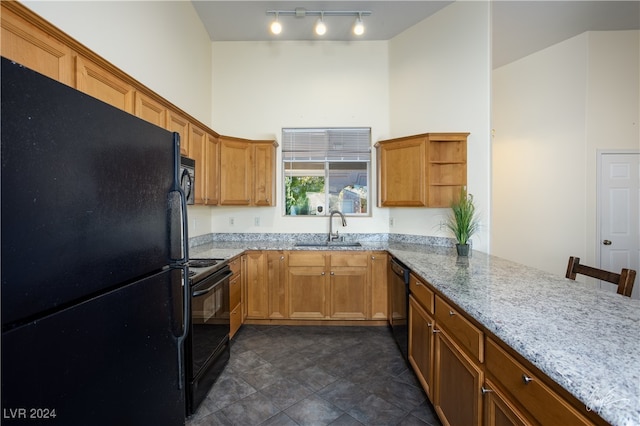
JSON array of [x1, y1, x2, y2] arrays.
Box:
[[254, 217, 260, 226], [389, 217, 394, 227], [229, 217, 235, 226]]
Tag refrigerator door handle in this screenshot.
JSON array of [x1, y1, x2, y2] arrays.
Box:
[[169, 132, 190, 390], [169, 132, 188, 264], [175, 264, 190, 390]]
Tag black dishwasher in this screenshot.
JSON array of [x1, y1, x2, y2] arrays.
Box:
[[389, 257, 410, 360]]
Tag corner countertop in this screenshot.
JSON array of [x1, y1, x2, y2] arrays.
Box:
[[190, 239, 640, 426]]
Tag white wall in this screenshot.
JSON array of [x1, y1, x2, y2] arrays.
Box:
[[21, 0, 213, 126], [208, 40, 390, 236], [388, 1, 492, 253], [492, 30, 639, 275]]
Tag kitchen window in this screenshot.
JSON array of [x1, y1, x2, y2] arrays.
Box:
[[282, 127, 371, 216]]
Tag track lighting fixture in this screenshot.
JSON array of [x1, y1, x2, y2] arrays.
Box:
[[266, 8, 371, 37]]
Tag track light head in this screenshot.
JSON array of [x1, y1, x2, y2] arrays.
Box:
[[270, 12, 282, 34], [315, 12, 326, 36], [353, 13, 364, 36]]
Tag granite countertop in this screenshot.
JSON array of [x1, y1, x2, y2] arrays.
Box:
[[190, 237, 640, 426]]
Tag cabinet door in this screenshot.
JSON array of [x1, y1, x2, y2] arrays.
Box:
[[189, 124, 207, 205], [75, 55, 133, 113], [288, 267, 327, 319], [134, 92, 166, 127], [267, 251, 287, 319], [229, 271, 242, 339], [409, 296, 435, 400], [1, 5, 74, 86], [244, 252, 268, 319], [483, 380, 530, 426], [329, 267, 368, 319], [378, 137, 426, 207], [253, 142, 275, 206], [370, 252, 388, 320], [204, 134, 220, 205], [220, 138, 252, 205], [434, 327, 483, 426], [167, 110, 190, 156]]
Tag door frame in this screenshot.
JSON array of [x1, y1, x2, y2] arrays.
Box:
[[596, 149, 640, 293]]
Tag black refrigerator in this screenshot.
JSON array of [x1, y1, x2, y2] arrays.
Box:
[[1, 58, 189, 425]]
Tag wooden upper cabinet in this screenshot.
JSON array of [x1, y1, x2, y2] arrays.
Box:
[[376, 133, 469, 208], [253, 141, 276, 206], [220, 137, 252, 206], [75, 55, 133, 113], [167, 110, 190, 156], [220, 136, 277, 206], [377, 136, 426, 207], [1, 4, 74, 86], [134, 92, 166, 127], [189, 124, 207, 205], [204, 133, 220, 206]]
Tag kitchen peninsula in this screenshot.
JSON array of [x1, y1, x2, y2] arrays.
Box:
[[191, 234, 640, 426]]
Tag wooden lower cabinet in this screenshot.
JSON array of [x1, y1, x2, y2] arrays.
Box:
[[229, 256, 242, 339], [370, 252, 388, 320], [485, 338, 592, 426], [408, 295, 435, 399], [244, 251, 268, 319], [483, 379, 529, 426], [288, 252, 327, 319], [242, 251, 385, 323], [329, 253, 368, 320], [267, 251, 287, 319], [434, 327, 483, 426]]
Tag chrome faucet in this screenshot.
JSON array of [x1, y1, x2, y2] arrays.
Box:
[[328, 210, 347, 242]]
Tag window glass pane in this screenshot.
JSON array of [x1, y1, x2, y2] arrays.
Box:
[[282, 127, 371, 217], [284, 162, 325, 215], [328, 162, 368, 214]]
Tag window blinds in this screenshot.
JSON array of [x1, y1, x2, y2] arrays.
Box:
[[282, 128, 371, 161]]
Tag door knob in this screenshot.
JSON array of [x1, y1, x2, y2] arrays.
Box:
[[603, 240, 612, 246]]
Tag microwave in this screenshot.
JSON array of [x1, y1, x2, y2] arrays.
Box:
[[180, 156, 195, 205]]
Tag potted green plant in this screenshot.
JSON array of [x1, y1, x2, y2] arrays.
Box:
[[444, 188, 480, 256]]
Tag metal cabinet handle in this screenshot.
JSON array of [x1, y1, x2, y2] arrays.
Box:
[[432, 328, 441, 334], [321, 271, 325, 275], [603, 240, 612, 245], [280, 256, 285, 260], [330, 271, 335, 275], [427, 322, 433, 328], [522, 374, 533, 384], [481, 386, 493, 394], [449, 310, 456, 316]]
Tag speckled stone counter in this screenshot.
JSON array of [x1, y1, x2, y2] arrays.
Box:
[[190, 235, 640, 426]]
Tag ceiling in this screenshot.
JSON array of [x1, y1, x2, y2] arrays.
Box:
[[191, 1, 640, 68]]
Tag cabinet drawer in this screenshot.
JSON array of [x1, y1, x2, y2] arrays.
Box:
[[230, 274, 241, 308], [288, 252, 325, 267], [330, 253, 368, 267], [410, 273, 434, 314], [435, 295, 483, 362], [230, 304, 242, 338], [485, 338, 591, 426]]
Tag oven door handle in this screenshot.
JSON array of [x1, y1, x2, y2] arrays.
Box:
[[192, 270, 233, 297]]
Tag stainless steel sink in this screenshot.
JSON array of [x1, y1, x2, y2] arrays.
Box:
[[295, 241, 362, 247]]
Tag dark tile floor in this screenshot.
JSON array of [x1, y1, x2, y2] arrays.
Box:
[[186, 325, 442, 426]]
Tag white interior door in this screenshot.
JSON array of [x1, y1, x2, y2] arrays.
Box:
[[599, 152, 640, 299]]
